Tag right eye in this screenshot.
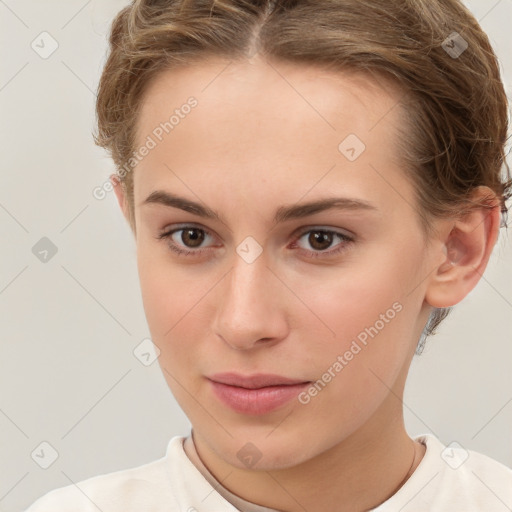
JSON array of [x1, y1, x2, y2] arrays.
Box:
[[156, 224, 216, 257]]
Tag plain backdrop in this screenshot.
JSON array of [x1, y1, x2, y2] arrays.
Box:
[[0, 1, 511, 510]]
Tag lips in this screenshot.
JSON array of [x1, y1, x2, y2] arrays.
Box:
[[209, 372, 309, 389], [207, 372, 311, 415]]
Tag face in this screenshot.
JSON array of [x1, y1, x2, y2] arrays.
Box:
[[123, 56, 438, 470]]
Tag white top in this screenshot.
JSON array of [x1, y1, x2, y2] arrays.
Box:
[[25, 433, 512, 511]]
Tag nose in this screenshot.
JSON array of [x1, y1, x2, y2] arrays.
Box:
[[212, 249, 289, 351]]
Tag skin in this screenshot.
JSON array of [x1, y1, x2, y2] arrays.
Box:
[[113, 55, 500, 511]]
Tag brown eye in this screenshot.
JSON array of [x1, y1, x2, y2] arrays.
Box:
[[180, 228, 205, 248], [293, 227, 354, 259], [156, 225, 214, 257], [307, 231, 335, 251]]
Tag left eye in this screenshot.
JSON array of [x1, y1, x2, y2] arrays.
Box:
[[156, 225, 353, 259], [292, 228, 353, 258]]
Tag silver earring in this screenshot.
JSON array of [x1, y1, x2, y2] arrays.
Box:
[[415, 330, 428, 355], [500, 209, 508, 228]]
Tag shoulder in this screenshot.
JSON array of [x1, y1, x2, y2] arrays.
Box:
[[421, 433, 512, 484], [443, 437, 512, 506], [376, 434, 512, 511], [24, 437, 186, 512]]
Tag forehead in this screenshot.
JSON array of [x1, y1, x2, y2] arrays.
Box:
[[137, 56, 403, 138], [133, 56, 407, 207]]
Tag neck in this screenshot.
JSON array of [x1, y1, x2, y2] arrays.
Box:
[[189, 390, 426, 512]]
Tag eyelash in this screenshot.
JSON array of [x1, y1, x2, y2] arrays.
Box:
[[156, 224, 354, 260]]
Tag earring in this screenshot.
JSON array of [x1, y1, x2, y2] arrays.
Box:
[[500, 208, 508, 228], [415, 329, 428, 355]]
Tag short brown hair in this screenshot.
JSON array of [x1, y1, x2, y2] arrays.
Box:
[[94, 0, 511, 348]]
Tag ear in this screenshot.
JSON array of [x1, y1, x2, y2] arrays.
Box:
[[425, 187, 501, 308], [111, 174, 134, 229]]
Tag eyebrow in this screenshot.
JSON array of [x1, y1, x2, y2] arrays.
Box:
[[141, 190, 378, 224]]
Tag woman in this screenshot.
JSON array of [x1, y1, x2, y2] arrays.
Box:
[[26, 0, 512, 510]]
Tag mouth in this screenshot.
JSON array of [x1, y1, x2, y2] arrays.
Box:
[[207, 372, 312, 415]]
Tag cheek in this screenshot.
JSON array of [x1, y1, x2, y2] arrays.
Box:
[[291, 257, 406, 336], [136, 247, 217, 363], [290, 247, 419, 380], [137, 240, 195, 319], [291, 271, 413, 435]]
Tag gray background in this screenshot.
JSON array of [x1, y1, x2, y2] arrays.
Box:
[[0, 1, 511, 510]]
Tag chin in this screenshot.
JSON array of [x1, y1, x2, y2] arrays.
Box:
[[204, 425, 328, 472]]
